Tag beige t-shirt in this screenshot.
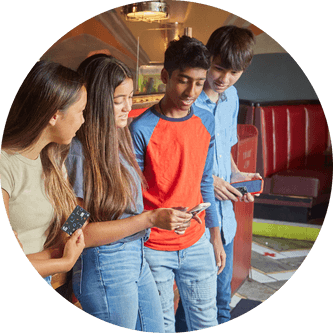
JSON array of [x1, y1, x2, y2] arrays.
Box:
[[0, 150, 54, 255]]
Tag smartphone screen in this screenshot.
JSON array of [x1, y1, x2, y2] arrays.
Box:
[[231, 179, 263, 195]]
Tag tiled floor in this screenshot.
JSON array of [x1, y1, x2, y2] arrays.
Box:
[[230, 234, 314, 309]]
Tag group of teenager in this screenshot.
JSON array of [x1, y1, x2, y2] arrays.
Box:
[[1, 25, 261, 332]]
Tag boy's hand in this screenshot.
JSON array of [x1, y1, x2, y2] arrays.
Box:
[[213, 175, 242, 201], [230, 172, 262, 202], [150, 208, 192, 232], [191, 214, 202, 224], [209, 227, 226, 275], [172, 206, 202, 235], [214, 172, 262, 202]]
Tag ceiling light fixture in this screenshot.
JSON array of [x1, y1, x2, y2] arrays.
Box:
[[122, 1, 169, 23]]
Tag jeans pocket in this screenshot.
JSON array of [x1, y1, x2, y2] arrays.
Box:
[[98, 241, 126, 253]]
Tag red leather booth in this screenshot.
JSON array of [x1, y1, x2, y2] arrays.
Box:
[[231, 124, 258, 293], [246, 101, 332, 223]]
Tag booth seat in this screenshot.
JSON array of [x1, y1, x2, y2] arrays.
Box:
[[231, 125, 258, 294], [251, 102, 332, 222]]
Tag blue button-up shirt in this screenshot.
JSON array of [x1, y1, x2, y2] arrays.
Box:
[[193, 86, 239, 245]]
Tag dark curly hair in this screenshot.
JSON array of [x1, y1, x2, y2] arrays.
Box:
[[164, 35, 211, 76]]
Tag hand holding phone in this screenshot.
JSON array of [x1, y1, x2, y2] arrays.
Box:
[[61, 205, 90, 235], [174, 203, 210, 235], [187, 202, 211, 216], [230, 178, 263, 196]]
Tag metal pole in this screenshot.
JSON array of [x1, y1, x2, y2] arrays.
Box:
[[136, 36, 140, 92]]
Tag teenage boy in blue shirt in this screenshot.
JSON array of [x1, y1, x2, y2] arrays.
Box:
[[196, 25, 262, 324], [176, 26, 261, 328]]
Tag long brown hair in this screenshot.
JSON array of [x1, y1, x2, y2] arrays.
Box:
[[76, 54, 145, 222], [2, 60, 85, 248]]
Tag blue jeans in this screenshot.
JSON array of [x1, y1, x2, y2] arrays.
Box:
[[217, 239, 234, 324], [72, 238, 165, 332], [144, 233, 218, 333], [44, 275, 52, 285], [175, 237, 234, 329]]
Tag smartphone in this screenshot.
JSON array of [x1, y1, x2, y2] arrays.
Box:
[[187, 202, 211, 216], [230, 178, 263, 195], [174, 203, 211, 235], [61, 205, 90, 235]]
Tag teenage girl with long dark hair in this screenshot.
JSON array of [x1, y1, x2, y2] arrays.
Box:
[[65, 54, 192, 331], [0, 60, 86, 282]]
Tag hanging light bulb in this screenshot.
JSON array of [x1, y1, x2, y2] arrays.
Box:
[[122, 1, 169, 23]]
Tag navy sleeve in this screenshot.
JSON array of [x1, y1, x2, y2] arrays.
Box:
[[129, 109, 159, 172], [129, 121, 146, 172], [198, 111, 220, 228]]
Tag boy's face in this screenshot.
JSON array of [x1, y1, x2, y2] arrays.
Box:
[[206, 56, 243, 94], [161, 67, 207, 112]]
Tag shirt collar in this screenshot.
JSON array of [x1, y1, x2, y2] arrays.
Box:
[[200, 90, 228, 104]]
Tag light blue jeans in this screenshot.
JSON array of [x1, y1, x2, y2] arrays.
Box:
[[44, 275, 52, 285], [72, 238, 165, 332], [216, 239, 234, 323], [175, 234, 235, 330], [144, 233, 218, 333]]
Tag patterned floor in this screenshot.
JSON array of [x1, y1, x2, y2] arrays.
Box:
[[230, 235, 314, 309]]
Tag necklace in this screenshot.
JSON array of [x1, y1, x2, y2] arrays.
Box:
[[158, 100, 191, 118]]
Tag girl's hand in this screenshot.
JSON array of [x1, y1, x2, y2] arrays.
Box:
[[150, 208, 193, 231], [62, 229, 85, 269]]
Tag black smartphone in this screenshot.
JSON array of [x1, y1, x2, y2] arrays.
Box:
[[61, 205, 90, 235], [230, 179, 263, 195]]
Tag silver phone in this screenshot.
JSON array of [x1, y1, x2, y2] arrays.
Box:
[[187, 202, 211, 216]]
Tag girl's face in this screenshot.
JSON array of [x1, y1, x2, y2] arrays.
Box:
[[113, 77, 133, 128], [51, 87, 87, 145]]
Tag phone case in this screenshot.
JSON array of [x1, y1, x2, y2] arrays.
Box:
[[230, 179, 263, 195], [61, 205, 90, 235], [187, 203, 211, 216]]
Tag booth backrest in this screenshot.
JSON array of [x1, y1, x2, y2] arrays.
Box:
[[232, 125, 258, 170], [257, 104, 330, 178]]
